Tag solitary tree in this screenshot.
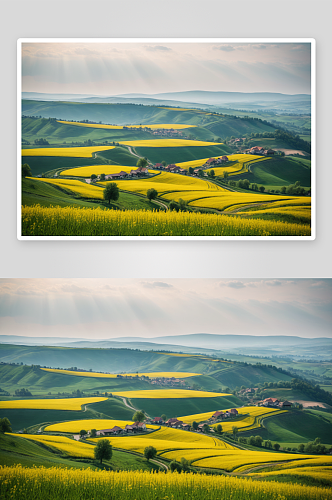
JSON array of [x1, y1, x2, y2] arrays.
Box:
[[103, 182, 119, 204], [178, 198, 187, 211], [100, 173, 106, 182], [136, 158, 148, 169], [22, 164, 32, 178], [232, 426, 239, 438], [273, 443, 281, 451], [180, 457, 190, 472], [161, 161, 167, 167], [90, 174, 97, 181], [223, 171, 229, 180], [161, 414, 167, 422], [94, 439, 112, 464], [147, 188, 158, 201], [208, 169, 215, 178], [132, 411, 145, 422], [90, 429, 97, 438], [79, 429, 87, 438], [216, 424, 223, 435], [170, 460, 182, 472], [259, 186, 265, 193], [197, 169, 204, 178], [188, 167, 194, 175], [144, 446, 157, 461], [169, 201, 179, 212], [202, 424, 210, 433], [0, 418, 12, 433], [192, 421, 199, 431]]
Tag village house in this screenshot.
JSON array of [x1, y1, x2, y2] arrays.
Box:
[[279, 401, 292, 409], [154, 163, 164, 169], [152, 417, 164, 424], [166, 418, 183, 428], [260, 397, 280, 407], [211, 410, 225, 420]]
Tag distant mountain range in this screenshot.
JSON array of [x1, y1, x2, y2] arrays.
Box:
[[1, 333, 330, 359], [22, 90, 311, 113]]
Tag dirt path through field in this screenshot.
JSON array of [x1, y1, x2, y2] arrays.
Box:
[[117, 396, 137, 411]]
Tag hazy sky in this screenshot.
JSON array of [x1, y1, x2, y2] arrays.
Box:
[[21, 41, 311, 95], [0, 279, 330, 339]]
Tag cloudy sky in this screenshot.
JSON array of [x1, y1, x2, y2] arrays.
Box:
[[21, 41, 311, 95], [0, 279, 330, 340]]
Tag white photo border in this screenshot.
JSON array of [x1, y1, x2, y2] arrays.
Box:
[[17, 37, 316, 241]]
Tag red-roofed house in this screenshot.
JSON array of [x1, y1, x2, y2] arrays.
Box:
[[211, 411, 225, 420]]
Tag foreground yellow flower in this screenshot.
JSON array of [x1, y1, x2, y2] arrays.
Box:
[[0, 465, 330, 500]]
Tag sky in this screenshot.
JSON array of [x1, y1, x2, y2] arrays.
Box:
[[0, 279, 330, 340], [21, 41, 311, 95]]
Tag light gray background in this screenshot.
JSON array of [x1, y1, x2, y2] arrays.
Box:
[[1, 0, 330, 278]]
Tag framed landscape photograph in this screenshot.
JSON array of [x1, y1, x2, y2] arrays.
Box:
[[18, 38, 315, 239]]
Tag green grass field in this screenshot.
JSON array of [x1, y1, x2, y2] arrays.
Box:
[[130, 395, 242, 418], [22, 178, 159, 211], [0, 433, 158, 471], [233, 156, 311, 187], [135, 144, 230, 164], [241, 409, 332, 445]]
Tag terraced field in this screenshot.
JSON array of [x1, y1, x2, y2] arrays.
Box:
[[60, 165, 137, 177], [41, 368, 200, 378]]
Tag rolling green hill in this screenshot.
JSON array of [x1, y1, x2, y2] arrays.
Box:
[[135, 144, 230, 164], [234, 156, 311, 188], [0, 433, 158, 471], [241, 409, 332, 445], [130, 395, 242, 418], [22, 178, 158, 212], [22, 101, 278, 143]]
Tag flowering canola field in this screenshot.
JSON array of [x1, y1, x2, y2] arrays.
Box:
[[41, 368, 200, 378], [180, 406, 286, 430], [29, 178, 104, 199], [22, 205, 311, 237], [90, 426, 235, 455], [57, 120, 196, 130], [118, 139, 223, 147], [0, 397, 107, 411], [60, 165, 136, 177], [176, 154, 265, 173], [45, 419, 158, 433], [22, 146, 115, 157], [1, 465, 329, 500], [99, 171, 224, 197], [10, 434, 95, 458], [111, 389, 229, 399], [248, 466, 332, 483]]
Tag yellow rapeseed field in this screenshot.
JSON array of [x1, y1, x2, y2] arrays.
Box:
[[41, 368, 200, 378], [248, 466, 332, 483], [111, 389, 229, 399], [21, 205, 312, 237], [184, 449, 332, 472], [0, 397, 107, 411], [176, 154, 265, 172], [189, 193, 310, 212], [22, 146, 115, 157], [60, 165, 135, 177], [29, 178, 104, 199], [179, 406, 285, 428], [10, 434, 95, 458], [45, 419, 158, 433], [99, 171, 224, 197], [90, 426, 235, 455], [2, 465, 329, 500], [57, 120, 196, 130], [118, 139, 223, 147]]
